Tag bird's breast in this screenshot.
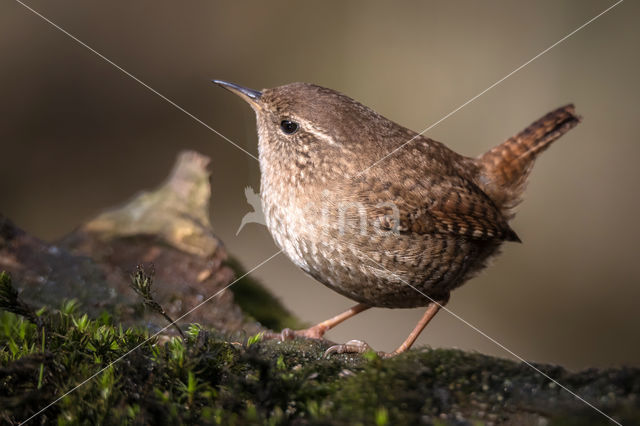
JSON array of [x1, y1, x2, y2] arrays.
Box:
[[260, 175, 317, 273]]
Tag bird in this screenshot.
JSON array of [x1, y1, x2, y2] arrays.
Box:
[[214, 80, 581, 357]]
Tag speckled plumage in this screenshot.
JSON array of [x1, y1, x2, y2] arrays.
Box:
[[219, 82, 580, 309]]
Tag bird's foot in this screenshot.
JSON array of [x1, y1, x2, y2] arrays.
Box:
[[263, 324, 328, 342], [323, 340, 395, 359]]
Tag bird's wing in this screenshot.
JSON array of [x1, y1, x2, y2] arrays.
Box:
[[355, 173, 519, 242]]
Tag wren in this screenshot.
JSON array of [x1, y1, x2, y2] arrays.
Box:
[[214, 80, 581, 357]]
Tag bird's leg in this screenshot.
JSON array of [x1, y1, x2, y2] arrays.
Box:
[[324, 295, 449, 358], [268, 303, 370, 340]]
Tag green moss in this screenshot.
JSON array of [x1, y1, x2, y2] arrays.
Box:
[[1, 272, 639, 425], [224, 256, 304, 331]]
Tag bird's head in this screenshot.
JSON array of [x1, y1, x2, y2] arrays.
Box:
[[213, 80, 395, 179]]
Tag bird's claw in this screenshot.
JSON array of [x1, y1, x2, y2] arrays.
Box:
[[324, 339, 392, 358], [279, 328, 297, 341], [263, 326, 328, 342]]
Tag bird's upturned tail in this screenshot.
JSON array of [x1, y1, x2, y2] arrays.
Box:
[[478, 104, 581, 218]]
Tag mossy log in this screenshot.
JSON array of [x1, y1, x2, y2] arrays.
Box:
[[0, 151, 638, 425]]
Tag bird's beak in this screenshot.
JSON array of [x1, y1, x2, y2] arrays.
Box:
[[212, 80, 262, 108]]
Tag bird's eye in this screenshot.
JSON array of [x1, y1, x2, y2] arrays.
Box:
[[280, 120, 299, 135]]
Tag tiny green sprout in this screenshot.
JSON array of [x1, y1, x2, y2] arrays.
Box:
[[168, 337, 186, 368], [245, 402, 258, 421], [60, 299, 80, 315], [99, 365, 115, 400], [375, 407, 389, 426], [276, 354, 286, 370], [37, 362, 45, 389], [8, 339, 19, 358], [246, 332, 264, 347], [186, 371, 197, 405], [154, 387, 170, 403], [130, 264, 184, 338], [73, 314, 90, 333], [363, 349, 380, 362], [37, 328, 45, 389], [307, 400, 320, 418], [98, 311, 112, 325], [126, 404, 141, 420], [186, 323, 202, 340]]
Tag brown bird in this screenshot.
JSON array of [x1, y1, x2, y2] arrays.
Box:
[[214, 80, 581, 357]]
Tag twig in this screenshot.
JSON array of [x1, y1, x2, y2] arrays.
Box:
[[0, 271, 43, 329], [130, 264, 185, 338]]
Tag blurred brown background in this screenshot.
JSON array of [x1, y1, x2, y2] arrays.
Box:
[[1, 0, 638, 370]]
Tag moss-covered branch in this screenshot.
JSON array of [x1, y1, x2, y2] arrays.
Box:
[[1, 150, 638, 425], [1, 296, 639, 425]]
